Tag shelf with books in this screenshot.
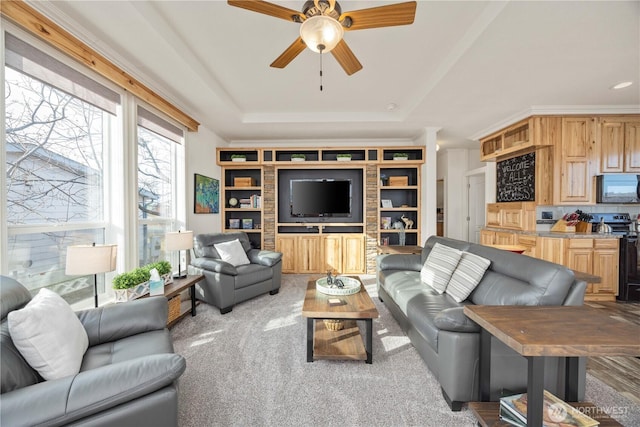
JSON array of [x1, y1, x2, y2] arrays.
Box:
[[222, 167, 263, 249]]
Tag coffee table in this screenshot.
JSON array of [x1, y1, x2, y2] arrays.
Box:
[[464, 305, 640, 427], [301, 276, 379, 364]]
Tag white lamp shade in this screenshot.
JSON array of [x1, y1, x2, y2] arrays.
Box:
[[65, 244, 117, 275], [300, 15, 344, 53], [165, 231, 194, 251]]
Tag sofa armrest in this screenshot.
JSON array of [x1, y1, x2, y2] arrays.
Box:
[[433, 307, 480, 333], [377, 254, 422, 272], [247, 249, 282, 267], [191, 257, 237, 275], [563, 279, 587, 306], [0, 354, 186, 427], [77, 297, 168, 346]]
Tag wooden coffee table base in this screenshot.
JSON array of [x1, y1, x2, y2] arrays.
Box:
[[306, 318, 373, 363], [302, 277, 378, 364]]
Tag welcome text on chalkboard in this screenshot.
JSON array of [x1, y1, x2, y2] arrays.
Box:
[[496, 152, 535, 202]]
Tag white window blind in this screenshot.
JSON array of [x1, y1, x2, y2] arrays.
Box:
[[5, 33, 120, 114]]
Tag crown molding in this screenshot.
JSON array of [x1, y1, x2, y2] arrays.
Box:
[[469, 105, 640, 141]]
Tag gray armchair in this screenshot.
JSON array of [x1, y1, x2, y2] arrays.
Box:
[[190, 232, 282, 314], [0, 276, 186, 427]]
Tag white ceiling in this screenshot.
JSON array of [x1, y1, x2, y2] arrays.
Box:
[[32, 1, 640, 148]]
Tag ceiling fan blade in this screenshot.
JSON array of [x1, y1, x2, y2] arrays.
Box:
[[227, 0, 304, 22], [271, 37, 307, 68], [341, 1, 416, 31], [331, 40, 363, 75]]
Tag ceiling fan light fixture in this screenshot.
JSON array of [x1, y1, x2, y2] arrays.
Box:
[[299, 15, 344, 53]]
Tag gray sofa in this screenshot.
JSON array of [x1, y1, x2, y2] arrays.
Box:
[[190, 232, 282, 314], [0, 275, 186, 426], [377, 236, 587, 410]]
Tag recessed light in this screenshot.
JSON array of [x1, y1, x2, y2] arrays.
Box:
[[612, 81, 633, 90], [386, 103, 398, 111]]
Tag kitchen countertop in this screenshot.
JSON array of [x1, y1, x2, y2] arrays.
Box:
[[483, 227, 622, 239]]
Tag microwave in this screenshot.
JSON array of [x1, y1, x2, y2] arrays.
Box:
[[596, 174, 640, 204]]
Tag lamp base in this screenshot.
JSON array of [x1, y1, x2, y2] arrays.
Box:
[[173, 273, 188, 280]]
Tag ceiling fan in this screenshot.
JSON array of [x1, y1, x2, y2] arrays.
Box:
[[227, 0, 417, 75]]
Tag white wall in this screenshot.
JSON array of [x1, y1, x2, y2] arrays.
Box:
[[185, 125, 226, 235]]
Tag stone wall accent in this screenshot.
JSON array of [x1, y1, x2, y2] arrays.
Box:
[[263, 165, 275, 251], [365, 164, 379, 274]]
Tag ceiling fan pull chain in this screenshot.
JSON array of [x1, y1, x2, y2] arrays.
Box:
[[319, 45, 324, 91]]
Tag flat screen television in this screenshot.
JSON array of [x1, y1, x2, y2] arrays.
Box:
[[290, 179, 351, 217]]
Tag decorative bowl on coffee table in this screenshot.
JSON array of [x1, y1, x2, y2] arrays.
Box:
[[315, 276, 361, 296]]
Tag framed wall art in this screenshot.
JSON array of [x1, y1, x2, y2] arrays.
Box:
[[194, 173, 219, 214]]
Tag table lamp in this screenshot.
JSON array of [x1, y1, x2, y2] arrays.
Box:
[[65, 243, 117, 307], [165, 230, 193, 279]]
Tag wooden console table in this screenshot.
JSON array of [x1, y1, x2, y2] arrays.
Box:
[[152, 274, 204, 327], [464, 305, 640, 427]]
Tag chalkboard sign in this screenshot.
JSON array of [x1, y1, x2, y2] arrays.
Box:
[[497, 152, 535, 202]]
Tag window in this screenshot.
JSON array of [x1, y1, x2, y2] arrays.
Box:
[[137, 106, 184, 267], [3, 30, 186, 308]]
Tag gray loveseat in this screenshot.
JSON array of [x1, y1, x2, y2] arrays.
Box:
[[0, 275, 186, 426], [190, 232, 282, 314], [377, 236, 587, 410]]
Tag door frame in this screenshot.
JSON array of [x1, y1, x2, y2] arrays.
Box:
[[465, 167, 487, 243]]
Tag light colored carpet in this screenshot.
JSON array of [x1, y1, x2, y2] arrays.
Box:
[[171, 274, 640, 426]]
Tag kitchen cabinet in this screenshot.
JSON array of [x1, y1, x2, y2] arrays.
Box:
[[591, 239, 619, 298], [599, 117, 640, 173], [554, 117, 596, 204], [479, 117, 557, 161], [538, 237, 618, 301], [495, 231, 516, 245], [516, 234, 537, 258], [485, 202, 536, 231], [480, 230, 496, 245]]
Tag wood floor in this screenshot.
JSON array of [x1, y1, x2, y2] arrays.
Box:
[[584, 300, 640, 405]]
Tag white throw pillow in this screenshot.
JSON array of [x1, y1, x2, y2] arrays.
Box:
[[420, 242, 463, 293], [7, 288, 89, 380], [214, 239, 251, 267], [446, 251, 491, 302]]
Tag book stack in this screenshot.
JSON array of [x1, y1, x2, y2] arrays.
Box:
[[250, 194, 261, 208], [239, 198, 252, 208], [499, 390, 599, 427]]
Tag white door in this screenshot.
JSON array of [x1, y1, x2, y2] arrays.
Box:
[[467, 174, 485, 243]]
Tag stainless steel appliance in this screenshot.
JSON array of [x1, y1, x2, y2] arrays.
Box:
[[596, 174, 640, 204], [589, 213, 639, 301]]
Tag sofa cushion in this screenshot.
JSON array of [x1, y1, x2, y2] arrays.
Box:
[[405, 291, 461, 351], [433, 307, 480, 333], [8, 288, 89, 380], [235, 264, 273, 289], [214, 239, 251, 267], [446, 252, 491, 303], [420, 242, 462, 293]]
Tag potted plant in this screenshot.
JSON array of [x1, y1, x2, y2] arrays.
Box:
[[393, 152, 409, 161], [336, 153, 352, 161], [112, 261, 173, 302], [291, 153, 306, 162], [230, 154, 246, 162]]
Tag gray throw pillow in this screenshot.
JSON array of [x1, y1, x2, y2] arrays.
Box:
[[446, 251, 491, 302], [420, 242, 462, 294]]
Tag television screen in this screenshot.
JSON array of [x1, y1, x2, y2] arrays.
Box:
[[290, 179, 351, 217]]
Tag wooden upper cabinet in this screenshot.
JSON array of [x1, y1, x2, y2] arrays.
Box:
[[479, 117, 557, 161], [625, 121, 640, 172], [599, 118, 640, 173], [554, 117, 596, 204]]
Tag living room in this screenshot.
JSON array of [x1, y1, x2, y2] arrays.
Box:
[[1, 1, 639, 426]]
